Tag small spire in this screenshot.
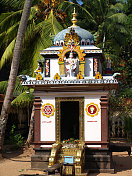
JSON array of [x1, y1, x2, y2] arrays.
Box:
[[71, 7, 77, 27]]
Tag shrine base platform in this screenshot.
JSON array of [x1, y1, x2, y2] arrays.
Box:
[[31, 147, 114, 174]]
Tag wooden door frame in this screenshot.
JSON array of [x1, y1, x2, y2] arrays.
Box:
[[55, 97, 84, 143]]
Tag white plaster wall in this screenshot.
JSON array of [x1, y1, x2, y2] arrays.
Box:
[[38, 92, 107, 146], [40, 97, 56, 141], [84, 95, 101, 142], [50, 59, 59, 78], [84, 57, 93, 77]]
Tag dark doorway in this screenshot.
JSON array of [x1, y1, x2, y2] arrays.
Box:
[[60, 101, 79, 141]]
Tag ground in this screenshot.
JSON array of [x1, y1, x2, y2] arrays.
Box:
[[0, 142, 132, 176]]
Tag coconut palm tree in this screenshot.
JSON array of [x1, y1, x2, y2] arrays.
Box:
[[0, 0, 32, 156], [0, 0, 68, 154], [0, 0, 65, 75]]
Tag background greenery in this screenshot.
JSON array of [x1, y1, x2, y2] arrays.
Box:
[[0, 0, 131, 141]]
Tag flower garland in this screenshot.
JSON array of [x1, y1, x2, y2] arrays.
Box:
[[62, 138, 79, 144]]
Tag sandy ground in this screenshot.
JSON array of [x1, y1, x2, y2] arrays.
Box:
[[0, 144, 132, 176]]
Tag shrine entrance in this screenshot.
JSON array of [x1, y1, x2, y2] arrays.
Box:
[[60, 101, 79, 141], [55, 97, 84, 143]]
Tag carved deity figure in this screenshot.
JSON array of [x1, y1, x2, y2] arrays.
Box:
[[90, 106, 95, 114], [34, 62, 42, 74], [107, 57, 111, 69], [34, 62, 43, 80], [64, 52, 78, 77]]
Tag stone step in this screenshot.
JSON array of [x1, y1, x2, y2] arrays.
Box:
[[85, 148, 110, 155], [89, 168, 114, 174], [85, 161, 111, 169], [31, 154, 50, 162], [85, 154, 111, 162], [34, 148, 51, 155], [31, 161, 49, 170]]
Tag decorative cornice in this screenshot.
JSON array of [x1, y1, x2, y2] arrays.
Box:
[[23, 79, 118, 86], [40, 49, 102, 55]]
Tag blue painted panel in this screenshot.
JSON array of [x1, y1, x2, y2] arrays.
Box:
[[64, 156, 74, 164]]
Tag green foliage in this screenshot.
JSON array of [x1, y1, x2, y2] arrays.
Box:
[[119, 88, 132, 99], [5, 124, 24, 147], [124, 115, 132, 141], [0, 78, 28, 95], [0, 80, 8, 94], [110, 88, 132, 140], [11, 91, 34, 108], [0, 1, 65, 75], [0, 78, 34, 108], [62, 138, 79, 144]]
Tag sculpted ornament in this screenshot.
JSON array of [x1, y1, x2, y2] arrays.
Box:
[[58, 45, 85, 63]]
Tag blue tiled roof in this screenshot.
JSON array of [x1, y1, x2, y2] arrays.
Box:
[[54, 26, 94, 43]]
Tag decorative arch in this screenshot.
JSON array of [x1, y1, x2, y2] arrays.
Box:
[[57, 45, 86, 76]]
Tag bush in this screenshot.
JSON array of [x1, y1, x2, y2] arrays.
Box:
[[5, 125, 24, 147]]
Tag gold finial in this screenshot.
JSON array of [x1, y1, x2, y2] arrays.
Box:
[[74, 7, 76, 13], [52, 0, 55, 7], [71, 7, 77, 27]]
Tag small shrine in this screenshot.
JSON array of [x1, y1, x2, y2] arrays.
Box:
[[22, 9, 118, 175]]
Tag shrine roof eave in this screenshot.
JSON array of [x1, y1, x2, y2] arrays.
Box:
[[40, 45, 103, 55], [22, 79, 118, 91], [22, 83, 118, 92]]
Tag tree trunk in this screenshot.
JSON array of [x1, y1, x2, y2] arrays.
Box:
[[0, 0, 32, 157], [25, 105, 34, 148]]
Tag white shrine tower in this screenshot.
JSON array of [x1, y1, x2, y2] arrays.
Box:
[[22, 9, 118, 175]]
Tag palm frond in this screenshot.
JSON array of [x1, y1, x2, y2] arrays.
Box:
[[47, 11, 64, 35], [0, 0, 25, 10], [0, 31, 6, 48], [0, 38, 16, 69], [0, 81, 8, 94], [0, 78, 27, 95], [0, 10, 22, 33], [11, 91, 34, 108], [63, 1, 96, 24], [110, 3, 125, 13], [108, 13, 127, 24], [5, 22, 19, 42]]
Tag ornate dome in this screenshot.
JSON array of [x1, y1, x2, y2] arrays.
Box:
[[54, 26, 94, 46], [54, 8, 94, 46]]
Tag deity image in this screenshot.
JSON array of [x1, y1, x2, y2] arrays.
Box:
[[107, 57, 111, 69], [34, 62, 43, 74], [45, 59, 50, 76], [64, 52, 79, 77], [34, 62, 43, 80]]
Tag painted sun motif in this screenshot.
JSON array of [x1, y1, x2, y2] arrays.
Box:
[[85, 103, 99, 117], [41, 103, 55, 118]]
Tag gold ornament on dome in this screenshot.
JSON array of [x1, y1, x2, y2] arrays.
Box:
[[65, 28, 80, 46], [95, 72, 102, 79], [71, 7, 78, 27], [54, 73, 61, 80]]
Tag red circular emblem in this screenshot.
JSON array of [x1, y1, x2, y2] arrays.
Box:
[[85, 103, 99, 117], [88, 105, 97, 115], [43, 105, 53, 116]]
